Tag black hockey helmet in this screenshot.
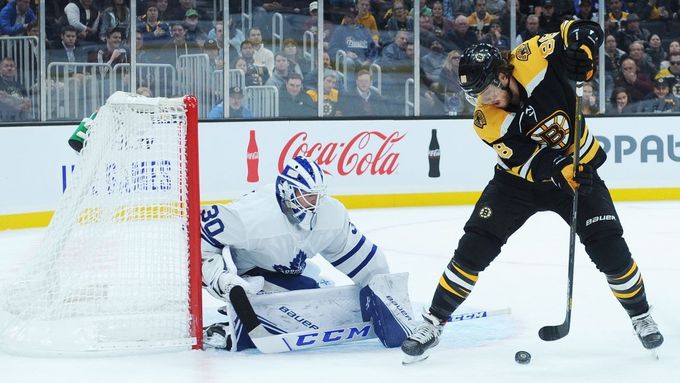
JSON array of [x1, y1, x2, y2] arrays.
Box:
[[458, 43, 506, 100]]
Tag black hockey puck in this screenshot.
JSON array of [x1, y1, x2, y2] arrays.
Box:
[[515, 350, 531, 364]]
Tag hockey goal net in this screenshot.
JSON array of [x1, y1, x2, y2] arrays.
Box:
[[0, 92, 202, 355]]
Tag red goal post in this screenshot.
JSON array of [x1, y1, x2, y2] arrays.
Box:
[[0, 92, 203, 355]]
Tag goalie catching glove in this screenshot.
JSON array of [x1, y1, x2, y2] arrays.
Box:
[[551, 155, 593, 195]]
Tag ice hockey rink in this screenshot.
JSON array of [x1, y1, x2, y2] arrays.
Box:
[[1, 201, 678, 383]]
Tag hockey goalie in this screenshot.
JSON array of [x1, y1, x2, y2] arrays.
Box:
[[200, 156, 416, 352]]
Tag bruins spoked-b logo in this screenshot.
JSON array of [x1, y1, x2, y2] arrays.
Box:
[[474, 110, 487, 129], [479, 206, 493, 219], [528, 110, 570, 149], [515, 43, 531, 61]]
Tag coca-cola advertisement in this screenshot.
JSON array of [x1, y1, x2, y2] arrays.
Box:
[[277, 131, 406, 177], [428, 129, 440, 178], [246, 129, 259, 183]]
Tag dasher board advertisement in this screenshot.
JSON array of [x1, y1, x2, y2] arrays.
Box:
[[0, 117, 679, 221], [198, 119, 495, 201]]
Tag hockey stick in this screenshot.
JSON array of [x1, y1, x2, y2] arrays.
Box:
[[229, 285, 511, 353], [538, 81, 584, 342]]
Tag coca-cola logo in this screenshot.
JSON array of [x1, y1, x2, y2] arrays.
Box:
[[279, 131, 405, 176], [247, 152, 259, 160]]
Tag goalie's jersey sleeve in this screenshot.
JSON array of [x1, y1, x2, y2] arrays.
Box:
[[199, 184, 388, 286], [471, 20, 606, 182]]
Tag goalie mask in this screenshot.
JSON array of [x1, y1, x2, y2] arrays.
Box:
[[276, 156, 327, 230]]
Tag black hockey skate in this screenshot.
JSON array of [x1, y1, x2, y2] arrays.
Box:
[[401, 311, 444, 365], [631, 310, 664, 351], [203, 322, 232, 350]]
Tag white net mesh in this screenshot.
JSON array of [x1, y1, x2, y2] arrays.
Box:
[[0, 92, 200, 356]]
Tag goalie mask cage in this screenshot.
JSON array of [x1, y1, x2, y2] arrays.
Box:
[[0, 92, 203, 356]]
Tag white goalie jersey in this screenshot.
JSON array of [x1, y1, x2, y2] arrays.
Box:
[[200, 184, 389, 294]]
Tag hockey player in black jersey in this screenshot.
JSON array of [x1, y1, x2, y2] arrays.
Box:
[[401, 20, 663, 364]]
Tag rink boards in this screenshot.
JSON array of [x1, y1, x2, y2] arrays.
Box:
[[1, 116, 679, 229]]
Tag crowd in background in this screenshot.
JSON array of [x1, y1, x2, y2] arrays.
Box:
[[2, 0, 680, 121]]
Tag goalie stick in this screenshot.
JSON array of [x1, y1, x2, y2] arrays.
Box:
[[229, 285, 511, 353]]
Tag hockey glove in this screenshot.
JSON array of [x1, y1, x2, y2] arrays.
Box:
[[565, 42, 594, 82], [551, 156, 593, 195]]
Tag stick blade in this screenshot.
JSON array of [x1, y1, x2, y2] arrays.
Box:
[[538, 324, 569, 341]]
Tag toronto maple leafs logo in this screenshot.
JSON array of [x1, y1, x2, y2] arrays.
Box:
[[273, 250, 308, 275]]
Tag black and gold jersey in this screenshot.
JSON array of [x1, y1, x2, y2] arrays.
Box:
[[470, 22, 606, 183]]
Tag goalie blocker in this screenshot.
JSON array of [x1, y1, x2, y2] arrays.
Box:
[[226, 273, 415, 351]]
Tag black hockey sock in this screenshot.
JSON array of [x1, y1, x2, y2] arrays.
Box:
[[429, 260, 479, 320], [606, 259, 650, 317]]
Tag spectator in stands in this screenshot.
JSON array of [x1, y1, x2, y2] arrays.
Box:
[[208, 86, 253, 119], [136, 86, 152, 97], [339, 68, 390, 116], [446, 15, 478, 52], [88, 28, 128, 66], [282, 38, 309, 77], [49, 25, 86, 65], [266, 52, 291, 89], [208, 19, 244, 60], [616, 14, 650, 53], [203, 39, 223, 70], [384, 0, 414, 42], [668, 40, 680, 56], [99, 0, 130, 43], [161, 22, 200, 67], [605, 0, 628, 35], [537, 0, 561, 33], [279, 73, 316, 117], [581, 81, 599, 115], [480, 21, 510, 52], [234, 57, 262, 86], [655, 52, 680, 97], [468, 0, 496, 39], [329, 8, 377, 80], [442, 0, 475, 18], [431, 1, 454, 39], [416, 6, 436, 50], [438, 50, 468, 115], [306, 69, 343, 116], [0, 57, 31, 121], [636, 77, 680, 112], [637, 0, 670, 20], [497, 0, 526, 39], [355, 0, 380, 44], [573, 0, 597, 21], [65, 0, 101, 44], [422, 39, 447, 84], [380, 30, 411, 68], [614, 57, 654, 104], [516, 14, 541, 45], [604, 34, 625, 75], [303, 1, 333, 50], [134, 30, 157, 63], [248, 26, 274, 74], [0, 0, 36, 36], [608, 86, 634, 113], [239, 40, 269, 85], [183, 9, 207, 45], [626, 41, 656, 78], [155, 0, 171, 21], [646, 34, 667, 70], [485, 0, 506, 16], [25, 20, 38, 37], [138, 2, 170, 47], [168, 0, 198, 22]]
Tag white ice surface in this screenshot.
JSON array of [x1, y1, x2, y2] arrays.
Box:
[[1, 202, 678, 383]]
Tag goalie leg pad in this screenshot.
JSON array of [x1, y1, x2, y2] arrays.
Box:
[[360, 273, 415, 348]]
